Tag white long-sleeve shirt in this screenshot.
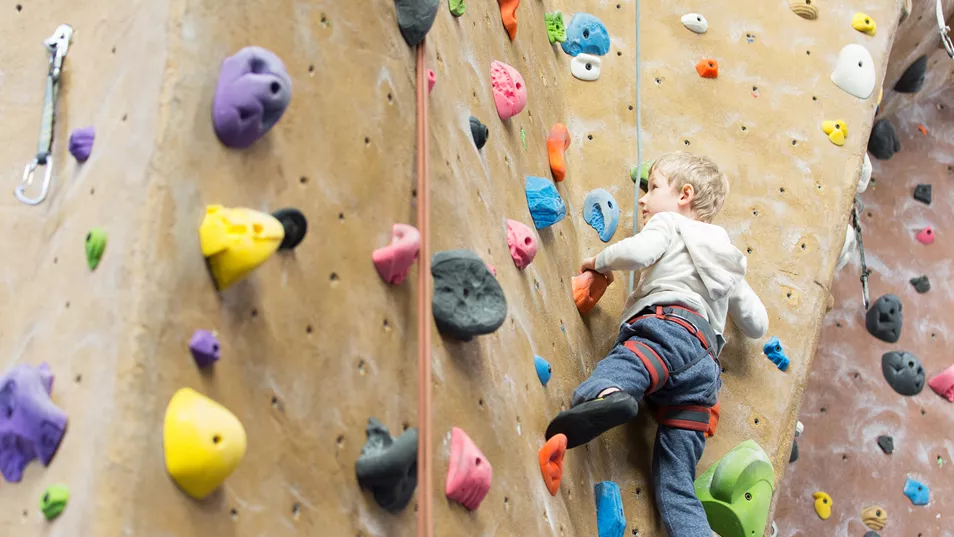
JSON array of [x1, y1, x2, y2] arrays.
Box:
[[595, 212, 769, 347]]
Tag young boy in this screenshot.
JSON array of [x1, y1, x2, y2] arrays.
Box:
[[546, 152, 768, 536]]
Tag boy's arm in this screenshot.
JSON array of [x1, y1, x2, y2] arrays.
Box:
[[727, 279, 769, 339], [594, 214, 674, 273]]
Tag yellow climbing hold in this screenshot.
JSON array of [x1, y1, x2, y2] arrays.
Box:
[[822, 120, 848, 146], [852, 13, 877, 36], [813, 491, 832, 520], [199, 205, 285, 290], [163, 387, 248, 499], [789, 0, 818, 20]]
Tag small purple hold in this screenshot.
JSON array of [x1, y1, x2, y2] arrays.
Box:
[[212, 47, 292, 149], [189, 329, 221, 368], [68, 126, 95, 162], [0, 363, 69, 483]]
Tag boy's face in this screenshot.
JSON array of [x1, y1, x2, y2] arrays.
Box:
[[639, 170, 687, 221]]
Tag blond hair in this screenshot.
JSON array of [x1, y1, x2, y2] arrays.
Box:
[[649, 151, 729, 222]]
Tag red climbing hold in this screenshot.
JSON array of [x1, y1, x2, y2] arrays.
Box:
[[696, 58, 718, 78], [498, 0, 519, 41], [928, 365, 954, 402], [446, 427, 492, 510], [538, 433, 567, 496], [916, 226, 934, 245], [372, 224, 421, 285], [547, 123, 571, 183], [427, 69, 436, 94], [573, 270, 608, 315]]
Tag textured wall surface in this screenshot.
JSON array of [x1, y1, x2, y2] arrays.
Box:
[[775, 87, 954, 537], [0, 1, 900, 536]]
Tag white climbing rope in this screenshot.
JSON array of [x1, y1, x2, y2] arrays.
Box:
[[629, 0, 643, 295]]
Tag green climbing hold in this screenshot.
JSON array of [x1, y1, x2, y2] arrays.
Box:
[[40, 484, 69, 520], [545, 12, 566, 45], [521, 127, 527, 150], [85, 227, 107, 271], [449, 0, 465, 17], [694, 440, 776, 537], [630, 160, 654, 192]]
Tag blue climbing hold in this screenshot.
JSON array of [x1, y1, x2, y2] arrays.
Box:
[[534, 356, 552, 386], [583, 188, 620, 242], [561, 13, 610, 57], [762, 336, 790, 372], [525, 176, 567, 229], [903, 477, 929, 505], [594, 481, 626, 537]]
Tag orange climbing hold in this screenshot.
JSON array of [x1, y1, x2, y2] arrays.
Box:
[[547, 123, 571, 182], [705, 401, 720, 438], [572, 270, 608, 315], [498, 0, 519, 41], [918, 124, 928, 135], [538, 434, 567, 496], [696, 58, 718, 78]]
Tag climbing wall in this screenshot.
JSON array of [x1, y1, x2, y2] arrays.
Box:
[[774, 86, 954, 537], [0, 1, 902, 537]]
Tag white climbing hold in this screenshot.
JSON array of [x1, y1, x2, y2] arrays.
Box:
[[570, 53, 601, 81], [681, 13, 708, 34], [795, 421, 804, 437], [858, 153, 872, 193], [830, 44, 875, 99], [770, 521, 778, 537]]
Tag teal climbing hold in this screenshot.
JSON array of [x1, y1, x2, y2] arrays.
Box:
[[903, 477, 929, 505], [534, 356, 552, 386], [562, 13, 610, 57], [594, 481, 626, 537], [583, 188, 619, 242], [525, 176, 566, 229]]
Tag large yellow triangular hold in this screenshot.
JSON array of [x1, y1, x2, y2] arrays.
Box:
[[198, 205, 285, 291], [163, 388, 247, 499]]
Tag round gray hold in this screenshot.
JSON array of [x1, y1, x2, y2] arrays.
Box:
[[431, 249, 507, 340], [881, 351, 925, 396]]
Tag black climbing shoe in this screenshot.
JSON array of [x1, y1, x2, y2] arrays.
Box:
[[545, 391, 639, 449]]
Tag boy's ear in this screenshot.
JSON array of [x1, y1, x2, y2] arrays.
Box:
[[679, 183, 696, 206]]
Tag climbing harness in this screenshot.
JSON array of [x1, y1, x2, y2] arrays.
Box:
[[850, 196, 872, 310], [15, 24, 73, 206], [938, 0, 954, 58], [414, 43, 434, 537]]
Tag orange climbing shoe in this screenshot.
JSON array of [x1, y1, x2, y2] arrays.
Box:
[[696, 58, 718, 78], [572, 270, 608, 315], [545, 391, 639, 449], [498, 0, 519, 41], [538, 433, 567, 496], [547, 123, 571, 182]]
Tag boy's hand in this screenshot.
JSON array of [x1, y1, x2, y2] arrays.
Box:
[[581, 257, 614, 284]]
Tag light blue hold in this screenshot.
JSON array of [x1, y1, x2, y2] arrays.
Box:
[[561, 13, 610, 57], [594, 481, 626, 537], [762, 336, 790, 372], [904, 477, 930, 506], [534, 355, 552, 386], [583, 188, 619, 242], [525, 176, 567, 229]]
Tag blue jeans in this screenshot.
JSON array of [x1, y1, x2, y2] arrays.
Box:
[[573, 314, 721, 537]]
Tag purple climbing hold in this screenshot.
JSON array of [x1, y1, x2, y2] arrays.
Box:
[[0, 363, 68, 483], [212, 47, 293, 149], [68, 126, 95, 162], [189, 329, 221, 368]]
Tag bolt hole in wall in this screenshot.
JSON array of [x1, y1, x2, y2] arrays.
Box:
[[15, 4, 21, 11], [291, 503, 301, 520], [230, 508, 238, 521]]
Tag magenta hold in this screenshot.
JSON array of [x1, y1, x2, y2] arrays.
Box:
[[373, 224, 421, 285], [68, 126, 95, 162], [0, 363, 68, 483], [189, 329, 221, 368], [212, 46, 293, 148], [427, 69, 436, 93], [506, 219, 537, 269]]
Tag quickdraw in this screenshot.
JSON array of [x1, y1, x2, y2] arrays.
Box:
[[850, 195, 872, 310], [938, 0, 954, 59]]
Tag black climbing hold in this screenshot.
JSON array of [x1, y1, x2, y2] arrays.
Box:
[[868, 120, 901, 160], [910, 275, 930, 294], [789, 439, 799, 463], [355, 417, 419, 513], [894, 55, 927, 93], [393, 0, 439, 47], [877, 435, 894, 454], [272, 208, 308, 250], [470, 116, 488, 150], [913, 184, 932, 205], [881, 351, 925, 396], [864, 532, 881, 537], [865, 294, 902, 343], [431, 249, 507, 340]]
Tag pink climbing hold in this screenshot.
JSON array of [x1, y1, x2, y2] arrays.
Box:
[[929, 365, 954, 402], [916, 226, 934, 245], [445, 427, 492, 510], [372, 224, 421, 285], [490, 60, 527, 121], [506, 219, 537, 270], [427, 69, 436, 93]]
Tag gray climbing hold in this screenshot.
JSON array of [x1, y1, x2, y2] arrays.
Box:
[[394, 0, 439, 47], [583, 188, 619, 242], [431, 250, 507, 340], [910, 275, 930, 293], [865, 294, 902, 343], [868, 120, 900, 160], [877, 435, 894, 454], [894, 55, 927, 93], [470, 116, 488, 150], [864, 533, 881, 537], [789, 439, 798, 463], [355, 417, 419, 513], [914, 184, 932, 205], [525, 176, 567, 229], [882, 351, 925, 396]]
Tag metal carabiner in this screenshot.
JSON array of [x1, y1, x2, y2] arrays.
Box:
[[15, 24, 72, 206], [938, 0, 954, 59]]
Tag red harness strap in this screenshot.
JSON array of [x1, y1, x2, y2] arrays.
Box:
[[629, 305, 711, 350], [656, 404, 711, 432], [623, 340, 670, 394]]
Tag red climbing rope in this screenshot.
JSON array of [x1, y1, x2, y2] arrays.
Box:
[[415, 43, 434, 537]]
